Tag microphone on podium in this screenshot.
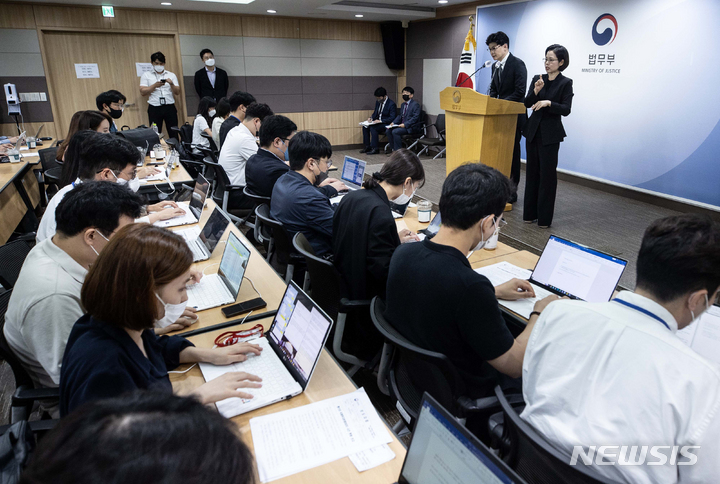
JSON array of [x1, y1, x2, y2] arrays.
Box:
[[455, 60, 493, 88]]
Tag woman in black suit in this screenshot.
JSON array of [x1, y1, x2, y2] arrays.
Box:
[[523, 44, 573, 228]]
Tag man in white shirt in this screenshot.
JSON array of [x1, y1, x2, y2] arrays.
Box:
[[139, 51, 180, 137], [4, 182, 142, 395], [36, 133, 184, 242], [218, 102, 273, 208], [521, 214, 720, 483]]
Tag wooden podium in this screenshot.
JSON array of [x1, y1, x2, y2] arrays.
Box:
[[439, 87, 526, 178]]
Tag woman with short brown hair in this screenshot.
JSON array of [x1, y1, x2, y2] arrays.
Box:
[[59, 224, 263, 416]]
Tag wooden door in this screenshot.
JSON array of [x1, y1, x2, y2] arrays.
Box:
[[41, 30, 185, 138]]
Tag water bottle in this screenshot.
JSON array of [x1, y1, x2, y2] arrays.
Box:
[[152, 123, 158, 135]]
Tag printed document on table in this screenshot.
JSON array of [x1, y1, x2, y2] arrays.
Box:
[[250, 388, 392, 482], [349, 444, 396, 472], [474, 262, 551, 318], [678, 305, 720, 365]]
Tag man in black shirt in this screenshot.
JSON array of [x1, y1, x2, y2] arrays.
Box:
[[384, 163, 559, 397], [219, 91, 255, 149]]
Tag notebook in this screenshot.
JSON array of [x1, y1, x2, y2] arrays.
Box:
[[175, 206, 231, 262], [154, 173, 209, 228], [330, 156, 366, 205], [199, 280, 334, 417]]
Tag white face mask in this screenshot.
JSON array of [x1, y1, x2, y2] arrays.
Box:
[[690, 293, 710, 324], [111, 170, 140, 193], [89, 230, 109, 257], [153, 64, 165, 73], [205, 58, 215, 67], [155, 293, 188, 329], [392, 181, 416, 205], [208, 109, 216, 117], [471, 216, 498, 252]]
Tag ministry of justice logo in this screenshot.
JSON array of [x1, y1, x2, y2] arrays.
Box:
[[592, 13, 618, 46]]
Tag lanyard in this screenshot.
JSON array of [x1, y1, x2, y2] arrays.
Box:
[[614, 299, 670, 331], [214, 324, 264, 347]]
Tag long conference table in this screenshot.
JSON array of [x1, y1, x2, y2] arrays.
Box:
[[167, 193, 540, 483], [0, 139, 194, 245]]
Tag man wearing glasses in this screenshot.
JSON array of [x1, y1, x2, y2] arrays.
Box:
[[485, 31, 527, 203], [96, 90, 127, 133], [271, 131, 347, 258]]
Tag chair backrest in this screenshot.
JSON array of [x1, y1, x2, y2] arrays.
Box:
[[200, 132, 218, 152], [243, 186, 271, 206], [254, 203, 273, 245], [254, 204, 294, 268], [166, 137, 189, 159], [0, 290, 35, 390], [0, 239, 33, 289], [196, 145, 217, 163], [37, 147, 59, 172], [293, 233, 341, 320], [201, 156, 234, 200], [495, 387, 618, 484], [370, 297, 468, 422], [436, 113, 446, 133], [179, 122, 193, 143]]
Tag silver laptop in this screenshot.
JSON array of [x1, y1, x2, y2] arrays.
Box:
[[495, 235, 628, 318], [396, 393, 527, 484], [176, 206, 231, 262], [199, 280, 334, 418], [155, 173, 209, 228], [33, 124, 44, 140], [330, 156, 366, 205], [185, 231, 250, 310]]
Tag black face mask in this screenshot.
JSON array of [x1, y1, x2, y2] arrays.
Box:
[[108, 108, 123, 119], [402, 94, 410, 101]]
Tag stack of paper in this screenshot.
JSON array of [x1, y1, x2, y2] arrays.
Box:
[[359, 120, 373, 127], [677, 305, 720, 365], [474, 261, 552, 318], [250, 388, 395, 482]]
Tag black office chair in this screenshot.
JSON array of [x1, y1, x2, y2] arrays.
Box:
[[493, 386, 618, 484], [242, 186, 270, 231], [201, 157, 253, 229], [292, 233, 373, 375], [200, 132, 218, 153], [417, 113, 446, 159], [196, 145, 217, 163], [254, 204, 274, 257], [370, 297, 522, 440], [253, 206, 303, 283], [0, 290, 60, 423], [402, 110, 428, 152], [38, 147, 61, 201], [0, 235, 34, 289]]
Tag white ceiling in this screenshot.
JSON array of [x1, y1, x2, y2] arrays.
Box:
[[13, 0, 467, 21]]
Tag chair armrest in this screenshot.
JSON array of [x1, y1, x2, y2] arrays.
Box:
[[457, 393, 524, 414], [227, 184, 245, 192], [0, 419, 58, 436], [16, 232, 36, 243], [13, 386, 60, 406], [339, 298, 372, 312]]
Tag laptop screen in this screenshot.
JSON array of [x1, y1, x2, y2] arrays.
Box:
[[189, 173, 210, 218], [199, 207, 231, 255], [531, 235, 627, 302], [216, 231, 250, 300], [341, 156, 366, 186], [269, 281, 333, 387], [399, 394, 526, 484], [427, 212, 441, 235]]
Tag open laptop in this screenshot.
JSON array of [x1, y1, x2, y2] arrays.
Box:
[[186, 231, 250, 310], [154, 173, 209, 228], [33, 124, 44, 140], [199, 280, 334, 417], [330, 155, 366, 205], [418, 211, 441, 240], [495, 235, 628, 318], [390, 200, 410, 219], [175, 206, 231, 262], [396, 392, 527, 484]]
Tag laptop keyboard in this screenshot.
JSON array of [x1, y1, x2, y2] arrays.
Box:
[[186, 274, 233, 310], [175, 227, 206, 261], [200, 337, 302, 417]]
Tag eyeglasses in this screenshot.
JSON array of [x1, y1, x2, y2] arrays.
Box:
[[543, 57, 559, 64], [487, 45, 503, 52]]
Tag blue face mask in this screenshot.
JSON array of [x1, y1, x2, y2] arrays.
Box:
[[280, 139, 289, 161]]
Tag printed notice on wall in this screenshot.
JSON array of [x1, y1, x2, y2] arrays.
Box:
[[74, 63, 99, 79], [136, 63, 153, 77]]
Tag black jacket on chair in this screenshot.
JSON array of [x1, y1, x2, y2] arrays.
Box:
[[194, 67, 229, 102], [489, 53, 528, 131], [523, 73, 573, 145]]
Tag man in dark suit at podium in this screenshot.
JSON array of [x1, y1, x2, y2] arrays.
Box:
[[194, 48, 229, 102], [486, 32, 527, 203], [360, 87, 397, 155]]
